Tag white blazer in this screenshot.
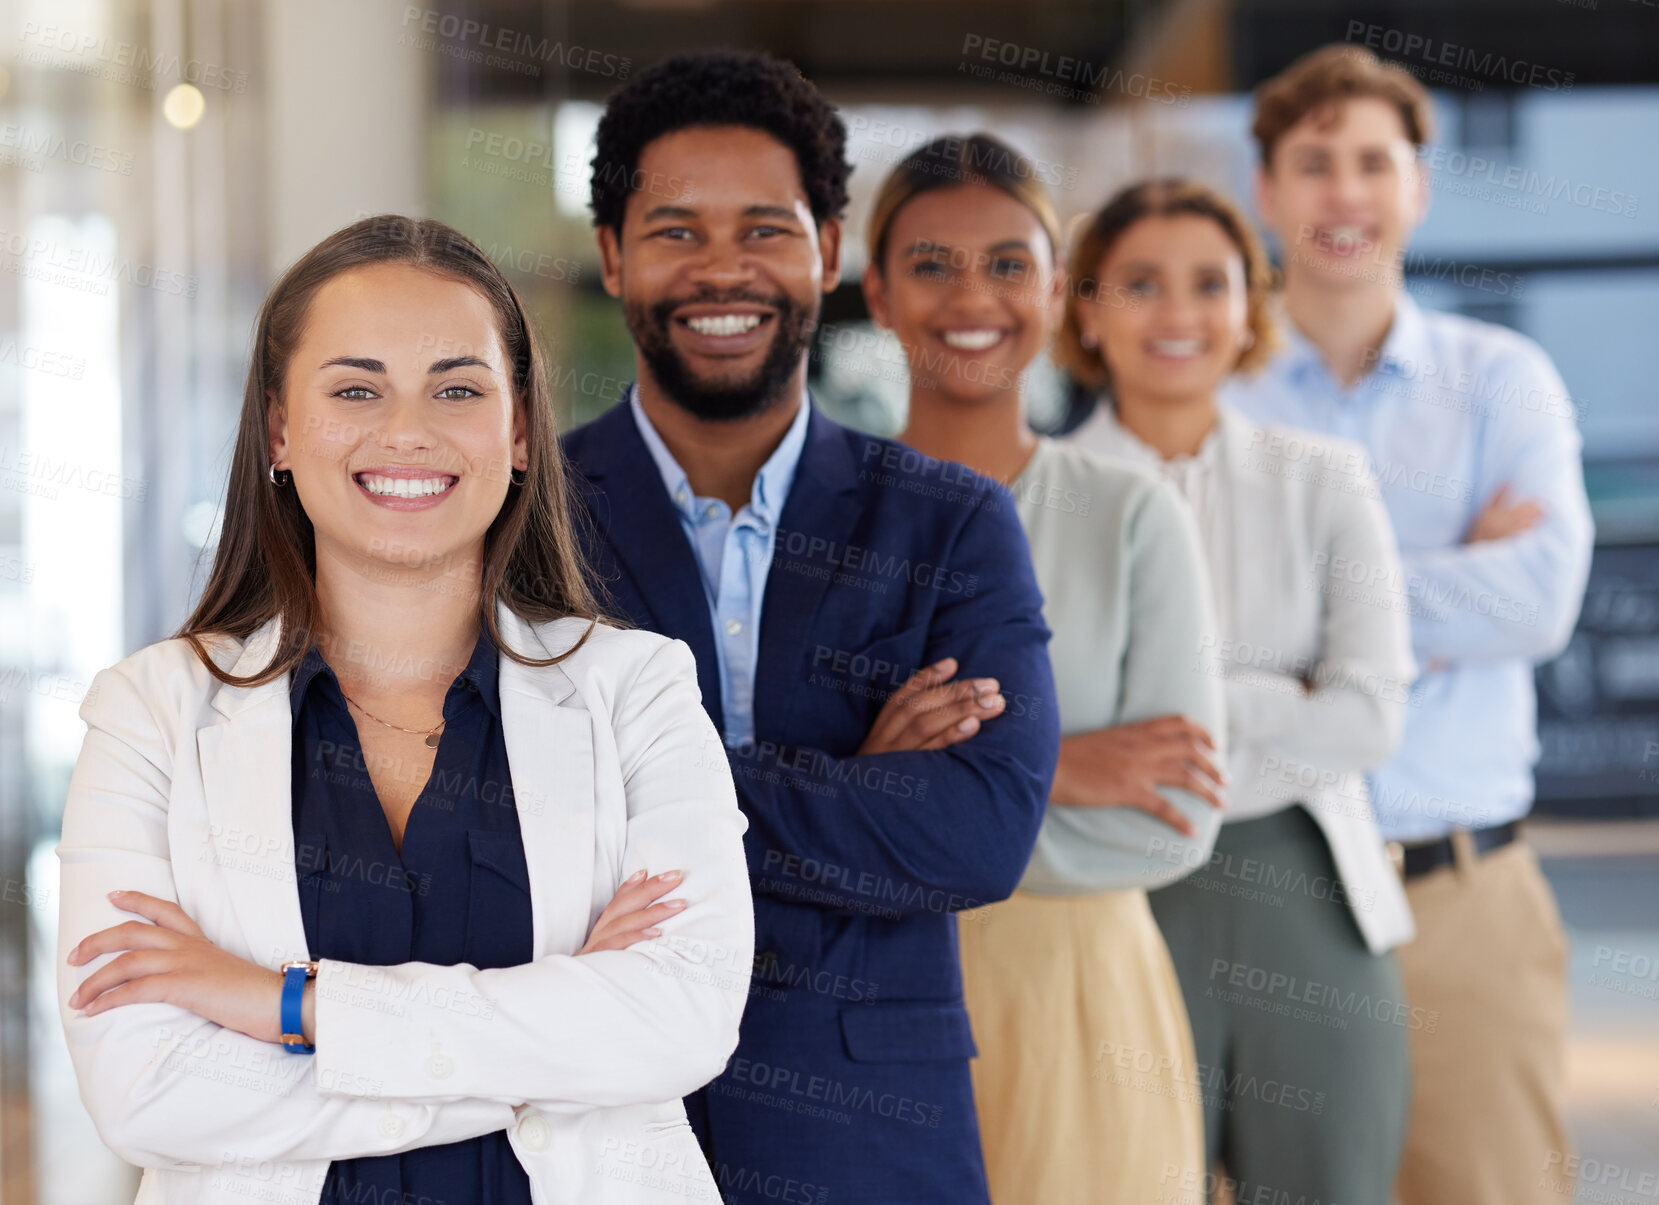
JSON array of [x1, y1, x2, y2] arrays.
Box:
[[56, 600, 754, 1204], [1073, 405, 1418, 953]]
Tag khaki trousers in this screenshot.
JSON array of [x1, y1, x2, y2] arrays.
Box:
[[959, 888, 1207, 1205], [1394, 835, 1575, 1204]]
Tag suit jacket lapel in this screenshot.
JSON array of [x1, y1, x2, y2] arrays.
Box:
[[571, 402, 724, 735], [754, 404, 864, 735]]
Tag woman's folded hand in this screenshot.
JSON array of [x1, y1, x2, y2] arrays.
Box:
[[577, 869, 688, 955], [65, 890, 287, 1043]]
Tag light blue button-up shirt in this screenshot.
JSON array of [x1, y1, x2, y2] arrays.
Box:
[[1222, 292, 1594, 841], [629, 384, 811, 749]]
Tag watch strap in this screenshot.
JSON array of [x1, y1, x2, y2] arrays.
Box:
[[280, 961, 316, 1053]]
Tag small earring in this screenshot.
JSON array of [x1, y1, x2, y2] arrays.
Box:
[[268, 463, 290, 487], [509, 466, 527, 486], [1080, 332, 1098, 349]]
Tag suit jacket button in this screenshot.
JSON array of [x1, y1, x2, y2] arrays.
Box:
[[517, 1114, 551, 1152]]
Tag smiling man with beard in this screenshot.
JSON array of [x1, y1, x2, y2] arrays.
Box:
[[559, 50, 1059, 1205]]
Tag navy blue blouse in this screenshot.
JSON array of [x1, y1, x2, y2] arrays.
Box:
[[289, 629, 535, 1205]]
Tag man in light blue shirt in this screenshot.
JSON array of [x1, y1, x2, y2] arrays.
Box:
[[629, 382, 810, 748], [1223, 45, 1593, 1205]]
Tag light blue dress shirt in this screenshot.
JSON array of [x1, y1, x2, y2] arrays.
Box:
[[1222, 292, 1595, 841], [629, 384, 811, 749]]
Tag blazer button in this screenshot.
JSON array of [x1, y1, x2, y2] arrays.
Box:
[[379, 1114, 404, 1139], [517, 1114, 551, 1152]]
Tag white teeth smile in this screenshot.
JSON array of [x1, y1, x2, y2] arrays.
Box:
[[355, 474, 457, 498], [1151, 339, 1204, 357], [685, 313, 763, 337], [941, 329, 1004, 350]]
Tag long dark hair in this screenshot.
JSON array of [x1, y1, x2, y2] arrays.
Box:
[[175, 214, 604, 687]]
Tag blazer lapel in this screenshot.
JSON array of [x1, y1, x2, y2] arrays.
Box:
[[197, 617, 311, 967], [754, 404, 865, 734], [571, 401, 724, 735], [495, 602, 597, 958]]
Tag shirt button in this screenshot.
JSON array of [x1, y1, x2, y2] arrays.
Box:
[[379, 1114, 404, 1138], [705, 504, 720, 520], [725, 619, 742, 635], [517, 1114, 551, 1151], [427, 1052, 453, 1079], [676, 487, 688, 505]]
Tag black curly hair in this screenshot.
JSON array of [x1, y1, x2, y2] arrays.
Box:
[[589, 49, 850, 235]]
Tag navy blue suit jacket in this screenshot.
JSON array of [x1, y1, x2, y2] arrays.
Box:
[[561, 397, 1058, 1204]]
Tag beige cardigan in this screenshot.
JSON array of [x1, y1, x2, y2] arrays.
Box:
[[1071, 405, 1419, 952]]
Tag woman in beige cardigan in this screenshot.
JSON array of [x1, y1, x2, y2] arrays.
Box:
[[1066, 180, 1417, 1205], [862, 134, 1229, 1203]]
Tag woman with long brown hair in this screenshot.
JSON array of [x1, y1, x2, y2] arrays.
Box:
[[55, 215, 753, 1205]]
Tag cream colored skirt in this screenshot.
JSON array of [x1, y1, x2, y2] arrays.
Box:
[[959, 888, 1206, 1205]]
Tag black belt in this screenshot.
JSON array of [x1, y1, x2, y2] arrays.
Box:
[[1393, 821, 1521, 881]]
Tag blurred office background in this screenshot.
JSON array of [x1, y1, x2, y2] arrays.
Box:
[[0, 0, 1655, 1200]]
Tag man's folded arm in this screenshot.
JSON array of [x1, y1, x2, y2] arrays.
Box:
[[733, 491, 1059, 917]]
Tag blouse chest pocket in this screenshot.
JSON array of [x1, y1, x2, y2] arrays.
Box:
[[465, 829, 535, 969]]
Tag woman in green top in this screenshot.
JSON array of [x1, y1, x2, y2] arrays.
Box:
[[862, 133, 1228, 1203]]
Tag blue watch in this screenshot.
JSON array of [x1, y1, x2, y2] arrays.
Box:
[[280, 960, 318, 1053]]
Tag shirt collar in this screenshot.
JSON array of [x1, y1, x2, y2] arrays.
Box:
[[1371, 289, 1430, 376], [1082, 402, 1220, 472], [627, 382, 811, 526], [1269, 289, 1429, 384], [288, 644, 334, 725], [288, 625, 501, 725]]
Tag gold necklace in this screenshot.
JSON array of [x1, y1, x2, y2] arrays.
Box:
[[337, 687, 446, 749]]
